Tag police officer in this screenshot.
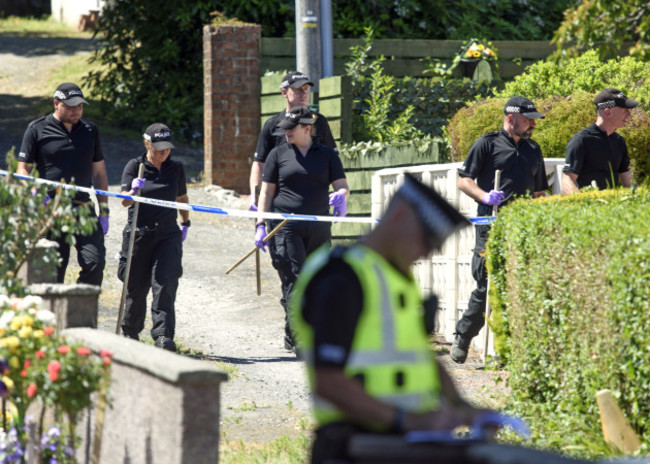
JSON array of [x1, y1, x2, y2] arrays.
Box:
[[562, 88, 637, 193], [451, 96, 549, 364], [248, 71, 337, 211], [17, 82, 108, 286], [289, 174, 495, 464], [255, 106, 349, 352], [118, 123, 190, 352]]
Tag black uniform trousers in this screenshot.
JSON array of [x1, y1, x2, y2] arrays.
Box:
[[455, 224, 490, 339], [118, 222, 183, 339], [268, 218, 331, 345], [50, 208, 106, 286]]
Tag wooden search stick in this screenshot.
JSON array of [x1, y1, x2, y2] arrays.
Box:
[[255, 249, 261, 296], [225, 218, 289, 274], [483, 169, 501, 361]]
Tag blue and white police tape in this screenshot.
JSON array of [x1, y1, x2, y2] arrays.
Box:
[[0, 170, 495, 225]]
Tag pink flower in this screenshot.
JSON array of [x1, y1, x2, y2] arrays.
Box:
[[23, 360, 31, 369], [99, 349, 112, 358], [76, 347, 91, 356], [102, 357, 111, 366], [57, 345, 70, 355], [20, 369, 27, 378], [43, 326, 54, 336], [35, 350, 45, 359], [47, 360, 61, 374], [27, 383, 37, 398]]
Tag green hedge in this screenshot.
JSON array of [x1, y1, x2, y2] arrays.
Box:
[[488, 189, 650, 451], [446, 93, 650, 183]]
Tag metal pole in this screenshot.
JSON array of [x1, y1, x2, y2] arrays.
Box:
[[296, 0, 321, 94], [116, 163, 145, 334], [320, 0, 333, 78]]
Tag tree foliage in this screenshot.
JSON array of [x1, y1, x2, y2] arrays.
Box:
[[551, 0, 650, 62]]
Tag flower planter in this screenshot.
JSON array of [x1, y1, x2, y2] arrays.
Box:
[[460, 59, 480, 78]]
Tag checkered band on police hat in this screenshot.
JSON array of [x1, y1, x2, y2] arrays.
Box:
[[594, 88, 638, 110], [277, 106, 315, 130], [503, 96, 545, 119], [53, 82, 88, 106], [280, 71, 314, 89]]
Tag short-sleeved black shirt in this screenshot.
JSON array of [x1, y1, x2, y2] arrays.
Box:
[[262, 140, 346, 215], [18, 114, 104, 202], [459, 128, 549, 216], [563, 123, 630, 189], [254, 111, 337, 163], [301, 256, 364, 368], [120, 153, 187, 227]]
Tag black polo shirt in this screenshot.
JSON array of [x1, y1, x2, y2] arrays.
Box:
[[563, 123, 630, 189], [254, 110, 337, 163], [263, 140, 346, 215], [459, 128, 549, 216], [120, 153, 187, 227], [18, 114, 104, 202]]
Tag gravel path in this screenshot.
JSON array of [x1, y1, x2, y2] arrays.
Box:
[[1, 33, 509, 445]]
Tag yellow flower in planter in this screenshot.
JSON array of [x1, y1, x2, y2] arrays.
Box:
[[0, 336, 20, 350], [18, 326, 32, 339], [9, 356, 19, 369], [2, 375, 14, 391]]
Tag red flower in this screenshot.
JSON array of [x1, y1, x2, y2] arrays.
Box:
[[47, 360, 61, 374], [99, 349, 112, 358], [20, 369, 27, 378], [43, 326, 54, 336], [76, 347, 91, 356], [27, 383, 37, 398], [57, 345, 70, 355], [35, 350, 45, 359], [102, 357, 111, 366], [23, 360, 31, 369], [49, 371, 59, 381]]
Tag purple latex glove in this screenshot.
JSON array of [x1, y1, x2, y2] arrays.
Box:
[[99, 215, 109, 235], [254, 224, 267, 251], [482, 190, 505, 206], [42, 194, 51, 205], [131, 177, 146, 191], [181, 225, 188, 242], [329, 192, 347, 218], [248, 197, 258, 212]]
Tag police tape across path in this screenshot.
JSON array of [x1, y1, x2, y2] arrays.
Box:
[[0, 170, 495, 225]]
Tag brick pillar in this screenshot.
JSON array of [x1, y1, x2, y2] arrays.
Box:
[[203, 24, 261, 193]]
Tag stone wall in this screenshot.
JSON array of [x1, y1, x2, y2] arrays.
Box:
[[64, 328, 229, 464], [203, 24, 261, 193]]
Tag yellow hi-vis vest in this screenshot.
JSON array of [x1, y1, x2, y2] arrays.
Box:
[[290, 244, 441, 428]]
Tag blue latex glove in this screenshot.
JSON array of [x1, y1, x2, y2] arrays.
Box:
[[131, 177, 146, 191], [181, 225, 188, 242], [329, 192, 347, 218], [99, 215, 109, 235], [482, 190, 505, 206], [254, 224, 267, 251], [248, 198, 258, 212], [471, 411, 530, 440]]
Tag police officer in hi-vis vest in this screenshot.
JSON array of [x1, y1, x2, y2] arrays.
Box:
[[290, 174, 500, 464]]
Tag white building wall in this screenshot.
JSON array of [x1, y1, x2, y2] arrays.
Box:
[[50, 0, 106, 27]]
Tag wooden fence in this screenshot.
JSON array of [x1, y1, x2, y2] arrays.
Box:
[[261, 38, 554, 79]]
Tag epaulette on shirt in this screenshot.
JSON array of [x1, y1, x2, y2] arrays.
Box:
[[26, 116, 47, 129]]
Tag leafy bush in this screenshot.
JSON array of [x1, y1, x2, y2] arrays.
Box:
[[488, 188, 650, 455], [1, 152, 96, 296], [495, 50, 650, 107]]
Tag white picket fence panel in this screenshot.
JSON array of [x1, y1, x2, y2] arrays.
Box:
[[371, 159, 565, 357]]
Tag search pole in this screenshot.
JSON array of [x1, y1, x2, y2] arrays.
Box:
[[296, 0, 321, 94]]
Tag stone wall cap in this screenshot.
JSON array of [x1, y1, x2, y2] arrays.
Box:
[[28, 283, 101, 295], [62, 328, 229, 385]]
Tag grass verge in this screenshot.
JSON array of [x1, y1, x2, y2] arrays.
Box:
[[0, 15, 94, 38]]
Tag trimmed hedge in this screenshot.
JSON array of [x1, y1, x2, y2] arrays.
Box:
[[488, 188, 650, 447], [446, 93, 650, 183]]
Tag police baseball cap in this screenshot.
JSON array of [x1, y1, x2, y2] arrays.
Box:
[[397, 173, 470, 250], [503, 96, 545, 119], [277, 106, 316, 130], [143, 123, 175, 151], [594, 88, 639, 110], [53, 82, 88, 106], [280, 71, 314, 89]]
